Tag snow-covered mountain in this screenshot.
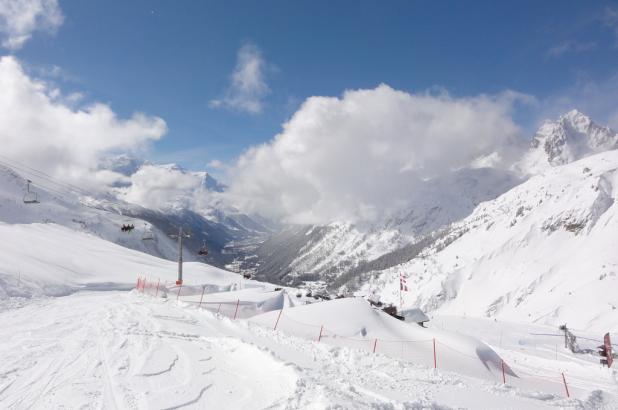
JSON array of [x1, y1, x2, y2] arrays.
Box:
[[245, 167, 521, 286], [0, 161, 271, 268], [362, 149, 618, 331], [517, 109, 618, 174], [244, 110, 618, 293]]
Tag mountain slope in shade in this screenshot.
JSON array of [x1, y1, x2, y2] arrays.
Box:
[[517, 109, 618, 174], [364, 149, 618, 332]]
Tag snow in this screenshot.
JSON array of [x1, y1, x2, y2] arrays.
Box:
[[1, 218, 615, 407], [365, 149, 618, 333], [1, 111, 618, 407], [0, 222, 237, 303]]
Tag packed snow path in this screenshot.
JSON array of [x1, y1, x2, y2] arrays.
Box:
[[1, 292, 614, 409]]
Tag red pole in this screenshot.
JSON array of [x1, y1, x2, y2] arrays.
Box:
[[274, 309, 283, 330], [176, 283, 182, 302], [198, 286, 205, 308], [562, 372, 570, 398], [233, 299, 240, 320], [318, 325, 324, 342], [501, 360, 506, 384], [155, 278, 160, 298], [433, 338, 437, 369], [373, 338, 378, 353]]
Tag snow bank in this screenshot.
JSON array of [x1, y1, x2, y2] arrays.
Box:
[[250, 297, 513, 381]]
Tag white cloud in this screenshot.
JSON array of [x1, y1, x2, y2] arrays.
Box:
[[210, 43, 270, 114], [0, 0, 63, 50], [546, 41, 597, 58], [226, 84, 528, 224], [120, 165, 205, 211], [0, 55, 167, 190]]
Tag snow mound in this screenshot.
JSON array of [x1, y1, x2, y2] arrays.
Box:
[[250, 297, 513, 381]]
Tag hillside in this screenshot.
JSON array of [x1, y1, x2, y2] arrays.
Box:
[[364, 149, 618, 332]]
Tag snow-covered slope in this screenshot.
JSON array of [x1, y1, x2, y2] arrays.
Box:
[[0, 164, 183, 261], [0, 221, 240, 302], [365, 150, 618, 331], [517, 110, 618, 174]]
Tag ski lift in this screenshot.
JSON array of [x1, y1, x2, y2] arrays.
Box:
[[23, 180, 39, 204], [198, 240, 208, 256], [120, 220, 135, 233], [142, 223, 154, 241]]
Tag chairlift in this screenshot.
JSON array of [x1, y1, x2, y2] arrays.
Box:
[[120, 220, 135, 233], [142, 223, 154, 241], [23, 180, 39, 204], [198, 240, 208, 256]]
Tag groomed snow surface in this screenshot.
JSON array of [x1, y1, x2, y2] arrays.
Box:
[[1, 222, 617, 409]]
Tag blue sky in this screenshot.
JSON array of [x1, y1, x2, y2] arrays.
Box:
[[7, 0, 618, 170]]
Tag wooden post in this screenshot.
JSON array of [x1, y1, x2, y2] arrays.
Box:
[[233, 299, 240, 320], [274, 309, 283, 330], [562, 372, 570, 398], [198, 285, 205, 308], [373, 338, 378, 353], [501, 360, 506, 384], [318, 325, 324, 342], [433, 338, 437, 369]]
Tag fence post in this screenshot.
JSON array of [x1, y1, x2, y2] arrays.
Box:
[[562, 372, 570, 398], [318, 325, 324, 342], [233, 299, 240, 320], [433, 338, 437, 369], [274, 309, 283, 330], [155, 278, 160, 298], [501, 360, 506, 384], [373, 338, 378, 353], [176, 283, 182, 302], [198, 285, 205, 308]]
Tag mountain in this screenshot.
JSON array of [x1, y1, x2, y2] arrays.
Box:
[[242, 167, 521, 286], [362, 149, 618, 331], [517, 109, 618, 174], [243, 110, 618, 292], [0, 161, 271, 270]]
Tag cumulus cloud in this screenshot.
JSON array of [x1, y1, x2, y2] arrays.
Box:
[[210, 43, 270, 114], [226, 84, 527, 224], [120, 165, 206, 211], [0, 0, 63, 50], [0, 55, 167, 190]]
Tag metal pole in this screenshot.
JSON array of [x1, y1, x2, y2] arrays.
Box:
[[177, 227, 183, 285]]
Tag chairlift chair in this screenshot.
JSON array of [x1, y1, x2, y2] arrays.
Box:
[[23, 180, 39, 204], [142, 223, 154, 241], [198, 240, 208, 256]]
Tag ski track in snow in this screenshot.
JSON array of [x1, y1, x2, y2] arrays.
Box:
[[1, 291, 615, 409]]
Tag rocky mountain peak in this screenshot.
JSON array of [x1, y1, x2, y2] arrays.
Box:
[[518, 110, 618, 174]]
